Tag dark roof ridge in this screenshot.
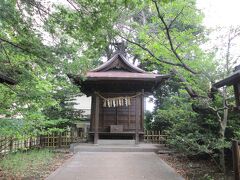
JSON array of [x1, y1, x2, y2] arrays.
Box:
[[91, 53, 145, 73]]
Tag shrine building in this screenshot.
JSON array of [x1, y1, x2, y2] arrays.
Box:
[[69, 53, 169, 144]]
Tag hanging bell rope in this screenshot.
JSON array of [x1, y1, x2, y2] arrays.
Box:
[[95, 92, 142, 108]]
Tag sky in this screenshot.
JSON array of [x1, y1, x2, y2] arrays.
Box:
[[197, 0, 240, 27]]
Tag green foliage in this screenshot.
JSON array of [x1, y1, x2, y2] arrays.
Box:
[[144, 110, 153, 130], [0, 0, 99, 136], [0, 119, 23, 137]]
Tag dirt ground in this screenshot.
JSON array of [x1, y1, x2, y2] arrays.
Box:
[[159, 153, 233, 180]]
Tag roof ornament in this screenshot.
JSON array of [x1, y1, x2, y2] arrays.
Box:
[[111, 41, 127, 58]]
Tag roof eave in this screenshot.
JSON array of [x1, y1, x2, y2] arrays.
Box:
[[213, 72, 240, 88], [85, 74, 170, 82]]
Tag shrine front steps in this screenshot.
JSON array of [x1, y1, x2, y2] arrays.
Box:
[[70, 143, 169, 153], [98, 139, 135, 145]]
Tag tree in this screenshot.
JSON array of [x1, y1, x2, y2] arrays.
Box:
[[207, 26, 240, 173], [0, 0, 94, 136]]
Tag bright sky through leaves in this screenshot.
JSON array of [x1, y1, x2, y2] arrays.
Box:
[[197, 0, 240, 27]]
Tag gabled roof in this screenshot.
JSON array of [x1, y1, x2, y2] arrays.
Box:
[[91, 53, 145, 73], [84, 53, 169, 81], [68, 52, 170, 94]]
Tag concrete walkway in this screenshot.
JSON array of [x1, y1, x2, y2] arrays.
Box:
[[47, 152, 184, 180]]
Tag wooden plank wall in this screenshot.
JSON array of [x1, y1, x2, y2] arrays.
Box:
[[96, 92, 142, 132]]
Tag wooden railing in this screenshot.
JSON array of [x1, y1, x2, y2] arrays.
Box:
[[144, 130, 167, 144], [232, 140, 240, 180], [0, 136, 40, 155]]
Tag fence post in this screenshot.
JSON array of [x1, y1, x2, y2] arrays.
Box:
[[58, 133, 62, 148], [232, 140, 240, 180], [159, 131, 161, 144], [29, 137, 32, 148], [40, 135, 44, 147], [9, 137, 13, 151], [24, 139, 27, 148], [70, 131, 74, 143]]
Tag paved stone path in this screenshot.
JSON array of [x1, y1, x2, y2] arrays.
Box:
[[47, 152, 184, 180]]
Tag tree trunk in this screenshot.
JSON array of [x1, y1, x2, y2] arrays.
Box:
[[219, 87, 228, 176]]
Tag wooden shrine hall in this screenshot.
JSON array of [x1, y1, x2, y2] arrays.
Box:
[[69, 53, 169, 144]]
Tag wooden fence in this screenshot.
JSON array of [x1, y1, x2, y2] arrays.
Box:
[[0, 136, 40, 155], [0, 131, 87, 155], [40, 131, 86, 148], [232, 140, 240, 180], [144, 130, 167, 144], [1, 130, 166, 155]]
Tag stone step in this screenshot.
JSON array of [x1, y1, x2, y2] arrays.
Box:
[[70, 143, 166, 153], [98, 139, 136, 145]]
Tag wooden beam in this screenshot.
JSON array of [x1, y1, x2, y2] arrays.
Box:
[[94, 93, 99, 144], [232, 140, 240, 180], [234, 83, 240, 109]]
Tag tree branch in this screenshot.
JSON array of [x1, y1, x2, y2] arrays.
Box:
[[152, 0, 198, 74], [0, 37, 50, 63], [169, 6, 186, 29], [0, 42, 12, 65], [171, 68, 198, 98], [120, 35, 183, 67]]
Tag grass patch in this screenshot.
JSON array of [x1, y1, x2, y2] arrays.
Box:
[[0, 149, 57, 179]]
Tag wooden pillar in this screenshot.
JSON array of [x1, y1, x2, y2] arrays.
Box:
[[233, 140, 240, 180], [128, 105, 130, 129], [90, 95, 95, 132], [234, 83, 240, 110], [135, 93, 140, 145], [94, 93, 100, 144], [116, 107, 118, 125], [141, 89, 144, 131]]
